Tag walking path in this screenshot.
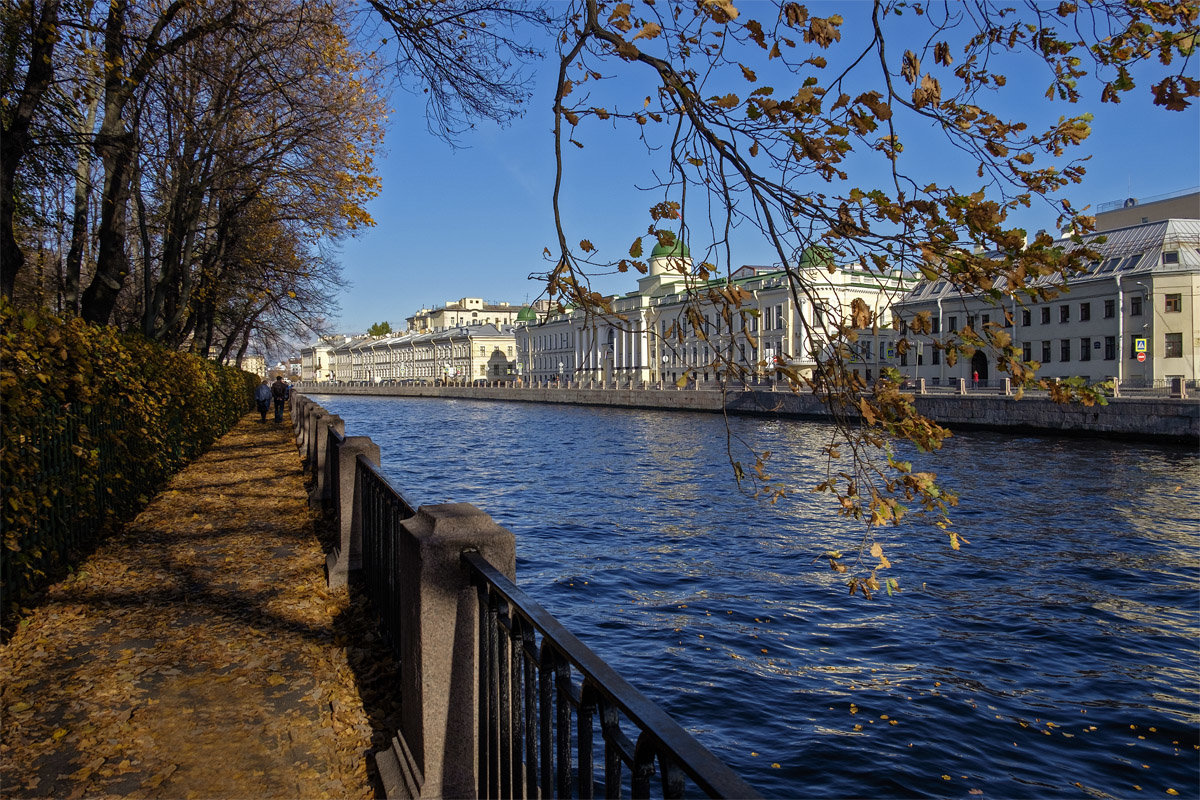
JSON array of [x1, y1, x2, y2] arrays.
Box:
[[1, 413, 397, 799]]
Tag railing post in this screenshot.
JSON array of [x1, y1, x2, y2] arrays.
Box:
[[326, 435, 381, 589], [308, 415, 344, 507], [375, 503, 516, 800]]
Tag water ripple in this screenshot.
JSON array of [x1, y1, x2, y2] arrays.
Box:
[[311, 394, 1200, 798]]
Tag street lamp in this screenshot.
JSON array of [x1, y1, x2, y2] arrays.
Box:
[[558, 361, 564, 385]]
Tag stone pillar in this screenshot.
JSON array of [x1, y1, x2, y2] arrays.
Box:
[[326, 435, 381, 588], [308, 415, 344, 507], [917, 377, 927, 394], [304, 408, 327, 471], [957, 378, 967, 394], [375, 504, 516, 800], [1003, 378, 1012, 396]]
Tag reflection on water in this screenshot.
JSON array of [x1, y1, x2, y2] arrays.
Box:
[[311, 394, 1200, 798]]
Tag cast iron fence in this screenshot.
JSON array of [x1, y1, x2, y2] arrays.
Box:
[[464, 551, 759, 799]]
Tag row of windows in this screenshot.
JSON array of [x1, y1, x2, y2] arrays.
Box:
[[918, 293, 1184, 335], [1016, 333, 1186, 363]]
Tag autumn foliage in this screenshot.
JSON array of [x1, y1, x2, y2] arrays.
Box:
[[0, 299, 259, 627]]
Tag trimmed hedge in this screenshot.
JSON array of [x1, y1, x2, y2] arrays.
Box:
[[0, 300, 260, 626]]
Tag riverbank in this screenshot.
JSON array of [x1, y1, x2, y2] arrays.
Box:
[[298, 383, 1199, 443]]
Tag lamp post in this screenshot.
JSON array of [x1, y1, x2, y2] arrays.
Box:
[[558, 361, 564, 386]]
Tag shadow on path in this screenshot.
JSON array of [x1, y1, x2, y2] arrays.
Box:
[[1, 413, 395, 799]]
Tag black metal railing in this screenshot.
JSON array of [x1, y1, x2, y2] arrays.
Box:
[[357, 455, 416, 656], [464, 551, 759, 800]]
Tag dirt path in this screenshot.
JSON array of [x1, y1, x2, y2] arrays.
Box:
[[1, 413, 385, 799]]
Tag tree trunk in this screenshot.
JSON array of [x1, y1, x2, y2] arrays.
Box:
[[1, 0, 62, 299]]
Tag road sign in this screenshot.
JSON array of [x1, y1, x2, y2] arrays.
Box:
[[1137, 352, 1147, 362], [1134, 337, 1147, 353]]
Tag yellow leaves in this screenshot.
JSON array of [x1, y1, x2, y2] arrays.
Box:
[[701, 0, 740, 24], [713, 93, 741, 109], [740, 64, 757, 82], [912, 74, 942, 108], [579, 239, 595, 253], [901, 50, 920, 84], [632, 22, 662, 42]]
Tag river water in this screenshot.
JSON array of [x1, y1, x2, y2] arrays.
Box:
[[310, 394, 1199, 798]]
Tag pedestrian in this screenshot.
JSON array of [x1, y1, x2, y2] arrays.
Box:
[[972, 369, 979, 388], [254, 379, 272, 423], [271, 375, 288, 423]]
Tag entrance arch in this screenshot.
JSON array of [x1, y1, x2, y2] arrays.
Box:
[[970, 350, 989, 386]]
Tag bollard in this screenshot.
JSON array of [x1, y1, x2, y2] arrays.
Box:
[[374, 503, 516, 800], [957, 377, 967, 395], [326, 435, 381, 588], [1003, 378, 1012, 396]]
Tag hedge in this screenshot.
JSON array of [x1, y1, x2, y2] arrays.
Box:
[[0, 300, 260, 628]]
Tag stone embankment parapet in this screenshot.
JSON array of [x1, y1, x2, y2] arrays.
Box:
[[298, 383, 1199, 444]]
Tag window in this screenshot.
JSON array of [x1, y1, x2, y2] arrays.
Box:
[[1022, 342, 1032, 362], [1131, 295, 1143, 316], [1130, 335, 1142, 360], [931, 317, 940, 334], [1080, 338, 1091, 362], [1059, 305, 1070, 323], [1165, 293, 1182, 312], [1163, 251, 1180, 265], [1060, 339, 1071, 362], [1104, 299, 1116, 318], [967, 315, 976, 331], [932, 348, 941, 365], [1041, 307, 1051, 324], [1079, 302, 1090, 322], [775, 304, 784, 330], [1165, 332, 1183, 358], [1042, 341, 1052, 362], [1021, 309, 1032, 327], [948, 316, 958, 332], [1104, 336, 1116, 360], [982, 314, 990, 327]]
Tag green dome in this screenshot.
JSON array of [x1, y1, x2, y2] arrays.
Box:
[[650, 238, 690, 259], [798, 245, 836, 269], [516, 306, 537, 322]]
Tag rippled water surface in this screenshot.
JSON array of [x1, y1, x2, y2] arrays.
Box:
[[310, 394, 1199, 798]]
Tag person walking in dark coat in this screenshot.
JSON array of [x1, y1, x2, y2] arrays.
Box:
[[254, 380, 272, 422], [271, 375, 289, 423]]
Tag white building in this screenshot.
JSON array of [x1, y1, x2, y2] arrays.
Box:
[[323, 325, 519, 383], [301, 335, 356, 383], [516, 241, 914, 386], [406, 298, 527, 333], [889, 217, 1200, 390]]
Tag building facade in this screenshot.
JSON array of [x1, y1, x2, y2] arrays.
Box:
[[324, 325, 518, 383], [889, 218, 1200, 388], [405, 298, 527, 333], [515, 243, 914, 386]]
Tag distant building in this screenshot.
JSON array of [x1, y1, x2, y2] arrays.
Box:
[[406, 298, 526, 333], [889, 217, 1200, 389], [301, 335, 356, 382], [1093, 189, 1199, 232], [324, 325, 518, 383], [515, 241, 913, 386]]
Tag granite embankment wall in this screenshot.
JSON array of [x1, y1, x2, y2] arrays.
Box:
[[300, 383, 1199, 443]]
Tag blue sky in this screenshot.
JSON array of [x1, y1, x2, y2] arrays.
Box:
[[328, 8, 1200, 335]]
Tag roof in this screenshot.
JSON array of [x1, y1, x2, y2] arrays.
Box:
[[900, 218, 1200, 301]]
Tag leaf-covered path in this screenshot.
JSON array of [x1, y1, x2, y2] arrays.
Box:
[[1, 413, 392, 799]]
